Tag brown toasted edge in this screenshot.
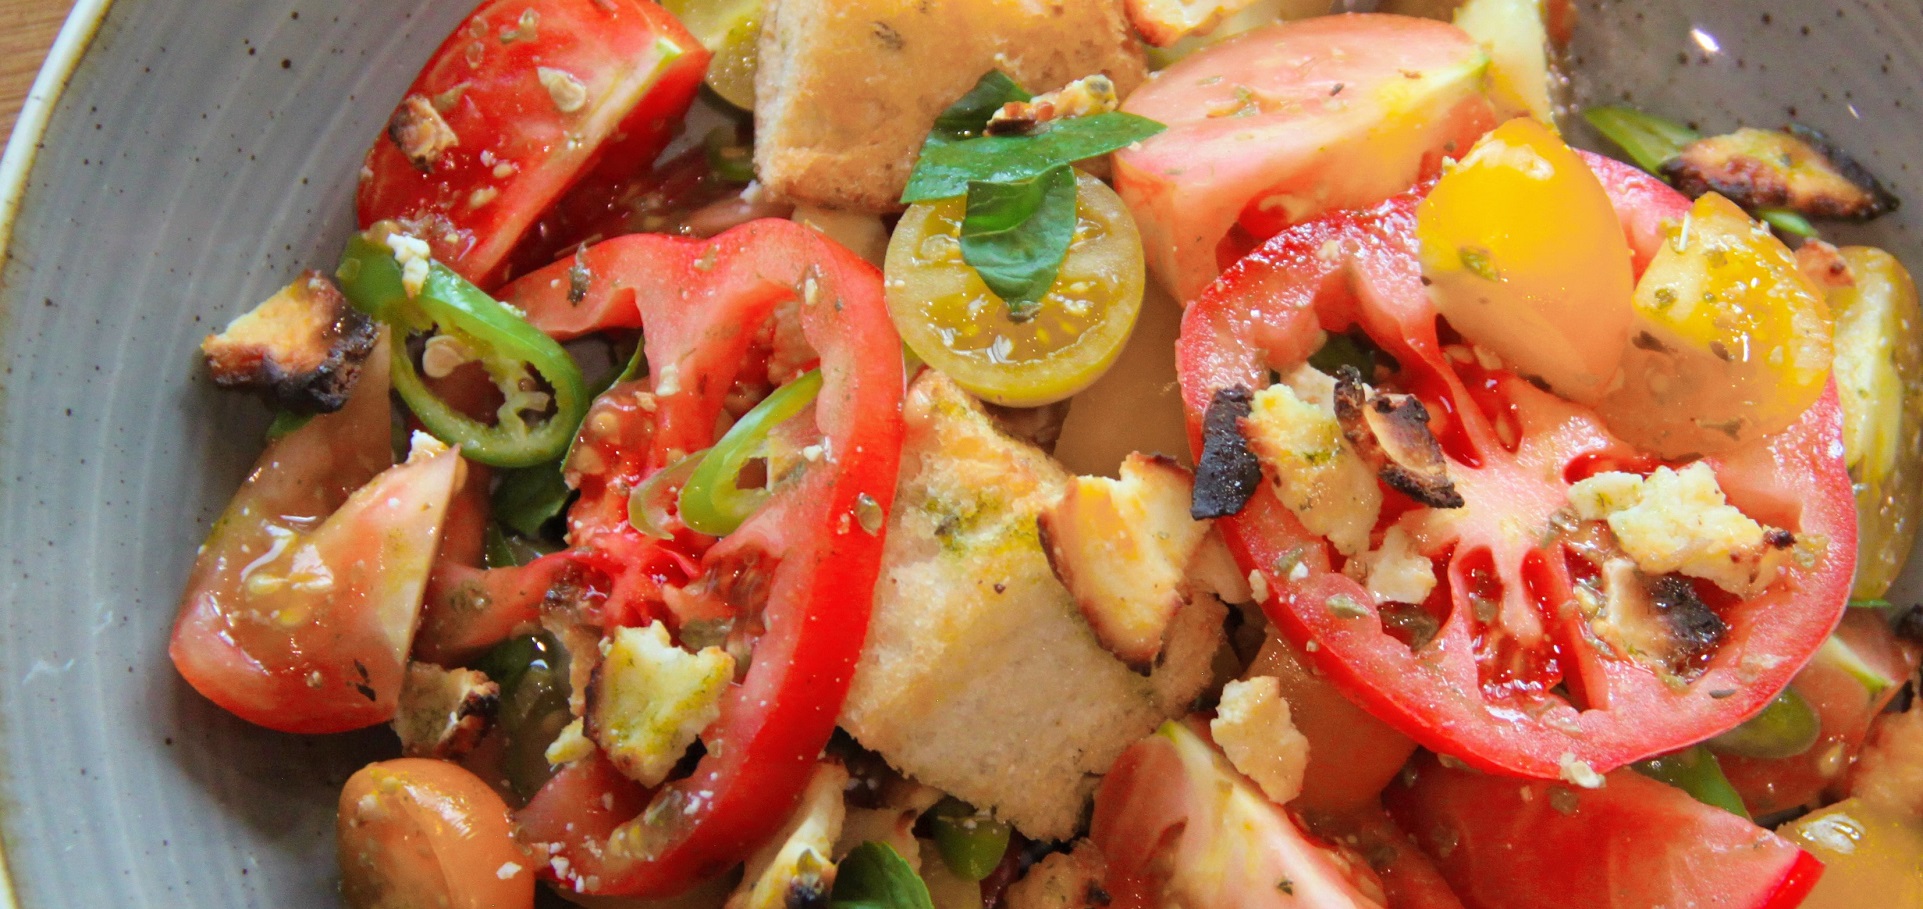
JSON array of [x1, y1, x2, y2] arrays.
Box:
[[1192, 385, 1261, 520], [1331, 366, 1464, 509]]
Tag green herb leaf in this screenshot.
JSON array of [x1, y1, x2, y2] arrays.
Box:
[[958, 166, 1079, 320], [904, 112, 1165, 203], [931, 70, 1032, 143], [1582, 106, 1701, 175], [830, 842, 935, 909], [493, 463, 573, 538], [1758, 207, 1819, 239]]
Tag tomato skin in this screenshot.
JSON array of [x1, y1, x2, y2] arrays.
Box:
[[356, 0, 708, 289], [1175, 173, 1856, 779], [498, 220, 905, 897], [338, 758, 536, 909], [171, 339, 467, 733], [1384, 754, 1822, 909]]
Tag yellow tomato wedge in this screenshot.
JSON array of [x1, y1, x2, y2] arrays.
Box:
[[885, 171, 1146, 407], [661, 0, 762, 110], [1780, 798, 1923, 909], [1452, 0, 1556, 125], [1821, 247, 1923, 599], [1418, 117, 1635, 405], [1599, 193, 1834, 458]]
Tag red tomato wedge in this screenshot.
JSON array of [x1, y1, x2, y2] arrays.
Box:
[[1384, 754, 1824, 909], [1114, 14, 1498, 302], [1092, 720, 1390, 909], [172, 338, 469, 733], [495, 220, 905, 898], [1175, 173, 1856, 779], [357, 0, 708, 289]]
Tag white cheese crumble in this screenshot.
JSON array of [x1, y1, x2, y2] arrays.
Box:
[[1243, 376, 1382, 556], [1211, 676, 1310, 805], [1567, 463, 1789, 597], [384, 232, 433, 299]]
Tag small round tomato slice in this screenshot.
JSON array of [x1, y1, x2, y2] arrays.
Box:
[[1175, 169, 1855, 779]]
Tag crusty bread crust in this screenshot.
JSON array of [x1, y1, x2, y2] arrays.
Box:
[[840, 373, 1222, 840], [755, 0, 1148, 213]]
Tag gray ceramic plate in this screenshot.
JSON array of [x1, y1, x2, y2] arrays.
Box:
[[2, 1, 1920, 906]]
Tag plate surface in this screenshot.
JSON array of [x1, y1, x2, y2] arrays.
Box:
[[1, 1, 1919, 906]]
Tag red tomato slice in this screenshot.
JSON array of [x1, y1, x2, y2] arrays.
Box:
[[171, 339, 470, 733], [1384, 754, 1824, 909], [356, 0, 708, 289], [1113, 14, 1498, 302], [1092, 720, 1390, 909], [496, 220, 905, 898], [1175, 175, 1856, 779]]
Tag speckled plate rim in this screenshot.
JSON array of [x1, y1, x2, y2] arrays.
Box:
[[0, 3, 116, 905]]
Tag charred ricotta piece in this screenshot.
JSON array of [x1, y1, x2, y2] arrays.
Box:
[[1568, 463, 1795, 598], [1331, 366, 1464, 509], [725, 763, 849, 909], [582, 621, 734, 787], [390, 662, 499, 760], [1240, 368, 1383, 556], [200, 271, 378, 413], [1665, 125, 1899, 222]]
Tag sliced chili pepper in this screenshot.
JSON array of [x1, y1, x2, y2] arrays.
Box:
[[336, 230, 590, 468], [678, 369, 823, 536]]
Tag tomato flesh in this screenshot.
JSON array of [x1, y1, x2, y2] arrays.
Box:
[[496, 220, 904, 897], [1175, 173, 1856, 778], [356, 0, 709, 289]]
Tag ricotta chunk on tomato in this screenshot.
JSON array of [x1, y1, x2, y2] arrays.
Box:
[[1348, 525, 1438, 606], [1211, 676, 1311, 805], [583, 621, 734, 787], [1242, 379, 1382, 556], [726, 763, 849, 909], [1567, 463, 1792, 598]]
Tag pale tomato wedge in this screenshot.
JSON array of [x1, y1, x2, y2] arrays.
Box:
[[338, 759, 536, 909], [1092, 720, 1389, 909], [1114, 13, 1498, 302], [357, 0, 708, 289], [171, 338, 469, 733]]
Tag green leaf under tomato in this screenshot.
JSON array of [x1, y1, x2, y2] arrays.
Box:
[[1757, 207, 1820, 239], [903, 112, 1165, 203], [931, 70, 1031, 143], [492, 463, 573, 538], [959, 167, 1079, 320], [830, 842, 935, 909], [265, 410, 315, 441], [1582, 105, 1701, 175]]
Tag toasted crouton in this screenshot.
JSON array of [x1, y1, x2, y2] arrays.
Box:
[[582, 622, 734, 787], [1664, 126, 1900, 222], [1005, 844, 1111, 909], [1125, 0, 1267, 47], [1040, 453, 1212, 670], [840, 372, 1224, 841], [754, 0, 1147, 212], [390, 662, 499, 760], [201, 271, 378, 413]]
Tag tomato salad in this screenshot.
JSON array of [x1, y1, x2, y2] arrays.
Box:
[[174, 1, 1923, 908]]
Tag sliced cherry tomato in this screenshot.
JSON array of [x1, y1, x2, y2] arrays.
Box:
[[338, 758, 535, 909], [495, 219, 905, 898], [1175, 172, 1856, 779], [357, 0, 708, 289], [1091, 720, 1390, 909], [1113, 13, 1498, 302], [171, 339, 468, 733], [1385, 754, 1823, 909]]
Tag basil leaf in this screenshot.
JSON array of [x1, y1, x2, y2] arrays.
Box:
[[830, 842, 935, 909], [903, 112, 1165, 203], [931, 70, 1031, 143], [959, 166, 1079, 320], [492, 463, 573, 538]]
